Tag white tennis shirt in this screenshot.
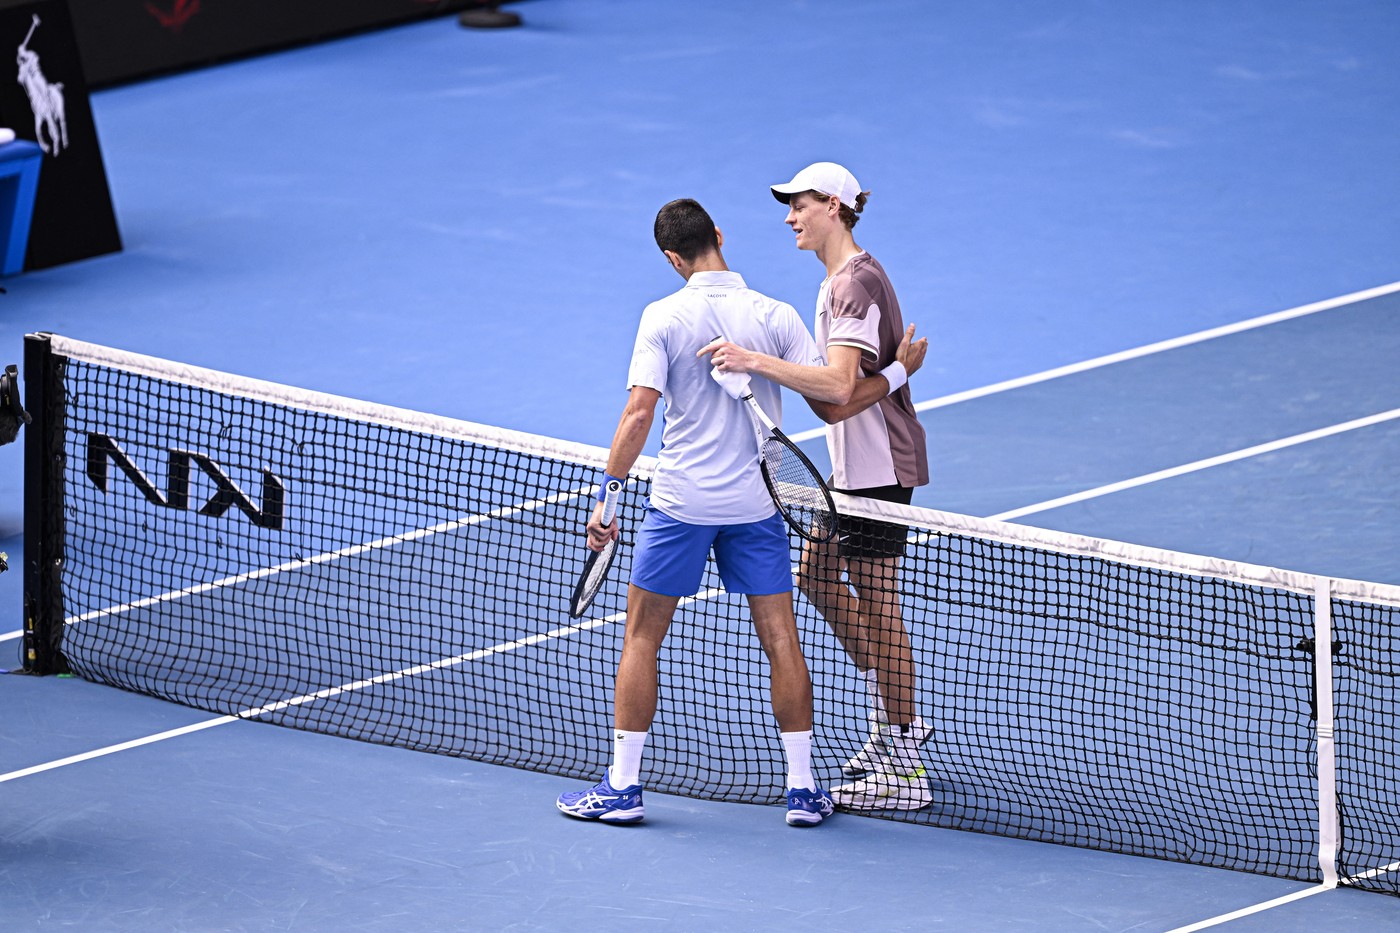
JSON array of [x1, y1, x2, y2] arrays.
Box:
[[628, 270, 821, 525]]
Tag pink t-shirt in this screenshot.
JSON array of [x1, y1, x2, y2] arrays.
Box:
[[816, 252, 929, 491]]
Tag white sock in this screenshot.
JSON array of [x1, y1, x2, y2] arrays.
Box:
[[609, 729, 648, 788], [860, 668, 887, 723], [780, 730, 815, 791]]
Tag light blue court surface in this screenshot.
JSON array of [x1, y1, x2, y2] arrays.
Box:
[[3, 2, 1400, 930]]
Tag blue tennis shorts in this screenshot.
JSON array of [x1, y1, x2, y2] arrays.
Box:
[[631, 507, 792, 597]]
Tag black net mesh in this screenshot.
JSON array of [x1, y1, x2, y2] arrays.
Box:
[[27, 336, 1400, 896]]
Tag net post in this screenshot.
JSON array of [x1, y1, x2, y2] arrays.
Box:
[[21, 332, 69, 675], [1313, 576, 1338, 888]]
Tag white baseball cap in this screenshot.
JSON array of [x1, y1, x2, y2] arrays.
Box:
[[771, 162, 862, 210]]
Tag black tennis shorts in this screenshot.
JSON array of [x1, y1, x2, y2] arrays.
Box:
[[832, 483, 914, 559]]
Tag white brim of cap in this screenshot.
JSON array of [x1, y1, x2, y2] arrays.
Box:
[[770, 180, 855, 209]]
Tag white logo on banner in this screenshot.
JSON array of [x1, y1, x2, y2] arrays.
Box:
[[17, 14, 68, 157]]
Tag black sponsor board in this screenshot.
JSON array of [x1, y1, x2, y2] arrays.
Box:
[[69, 0, 486, 88], [0, 0, 121, 271]]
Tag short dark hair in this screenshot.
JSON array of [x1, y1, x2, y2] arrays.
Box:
[[654, 198, 720, 261]]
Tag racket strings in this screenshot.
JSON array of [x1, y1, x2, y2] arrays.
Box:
[[760, 438, 835, 541], [571, 539, 618, 617]]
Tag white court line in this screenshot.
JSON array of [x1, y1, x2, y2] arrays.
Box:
[[0, 481, 596, 640], [0, 606, 621, 783], [0, 716, 239, 784], [1162, 884, 1335, 932], [789, 279, 1400, 444], [988, 407, 1400, 522], [0, 586, 729, 784], [1165, 861, 1400, 932], [66, 483, 595, 625]]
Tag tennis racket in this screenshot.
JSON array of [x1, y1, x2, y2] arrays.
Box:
[[710, 341, 837, 543], [568, 478, 623, 618]]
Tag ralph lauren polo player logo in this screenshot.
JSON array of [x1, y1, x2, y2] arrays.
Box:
[[16, 15, 67, 157]]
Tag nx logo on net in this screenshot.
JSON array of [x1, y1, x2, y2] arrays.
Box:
[[85, 432, 285, 530]]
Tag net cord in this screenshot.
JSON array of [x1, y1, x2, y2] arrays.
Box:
[[1314, 577, 1339, 888], [35, 332, 636, 478], [831, 492, 1400, 609]]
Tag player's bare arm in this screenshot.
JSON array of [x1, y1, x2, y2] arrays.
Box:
[[699, 338, 862, 404], [588, 385, 659, 550], [701, 324, 927, 423], [806, 325, 927, 424]]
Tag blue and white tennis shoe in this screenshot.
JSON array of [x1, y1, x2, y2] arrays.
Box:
[[785, 787, 836, 826], [556, 772, 646, 823]]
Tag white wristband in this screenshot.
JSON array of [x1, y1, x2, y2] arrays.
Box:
[[879, 361, 908, 396]]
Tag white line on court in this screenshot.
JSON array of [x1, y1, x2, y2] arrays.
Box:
[[791, 277, 1400, 442], [0, 716, 239, 784], [1165, 861, 1400, 932], [1161, 884, 1336, 933], [988, 407, 1400, 522], [0, 587, 738, 784]]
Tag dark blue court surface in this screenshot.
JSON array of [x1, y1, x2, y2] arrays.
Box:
[[3, 2, 1400, 930]]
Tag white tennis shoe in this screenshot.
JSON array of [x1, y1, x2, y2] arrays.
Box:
[[831, 764, 933, 811], [842, 715, 935, 777]]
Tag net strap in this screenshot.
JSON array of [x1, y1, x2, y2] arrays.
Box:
[[1314, 577, 1339, 888]]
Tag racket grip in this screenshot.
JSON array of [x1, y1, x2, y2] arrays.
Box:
[[599, 478, 623, 525]]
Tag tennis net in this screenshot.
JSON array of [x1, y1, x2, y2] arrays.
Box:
[[21, 333, 1400, 896]]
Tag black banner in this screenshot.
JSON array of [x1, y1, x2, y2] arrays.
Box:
[[68, 0, 480, 88], [0, 0, 121, 270]]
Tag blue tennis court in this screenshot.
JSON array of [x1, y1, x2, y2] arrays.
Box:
[[3, 2, 1399, 930]]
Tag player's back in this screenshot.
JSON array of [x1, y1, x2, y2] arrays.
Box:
[[629, 270, 815, 524]]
